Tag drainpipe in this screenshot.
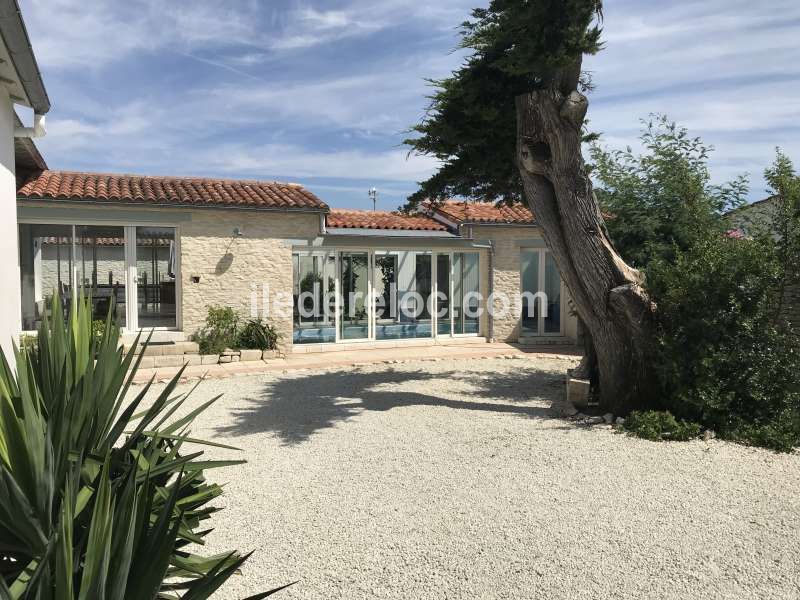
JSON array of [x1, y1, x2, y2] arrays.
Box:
[[14, 113, 46, 138]]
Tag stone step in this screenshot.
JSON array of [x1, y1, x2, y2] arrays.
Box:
[[130, 348, 281, 370], [122, 341, 200, 356]]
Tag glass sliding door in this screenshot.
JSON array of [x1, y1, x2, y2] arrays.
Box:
[[293, 251, 336, 343], [340, 252, 370, 340], [453, 252, 480, 335], [520, 249, 540, 336], [436, 253, 452, 336], [136, 227, 176, 329], [543, 252, 561, 334], [374, 250, 432, 340], [520, 248, 562, 336], [19, 222, 181, 333], [74, 225, 128, 326], [18, 223, 74, 331]]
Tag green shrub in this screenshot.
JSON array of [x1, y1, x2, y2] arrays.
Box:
[[623, 411, 702, 442], [237, 318, 280, 351], [644, 155, 800, 452], [18, 333, 38, 352], [193, 305, 240, 354], [0, 295, 286, 597], [595, 120, 800, 452]]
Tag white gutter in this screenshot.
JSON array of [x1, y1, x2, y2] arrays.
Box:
[[14, 111, 45, 138]]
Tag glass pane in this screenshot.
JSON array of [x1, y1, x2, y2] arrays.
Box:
[[340, 252, 369, 340], [520, 249, 540, 336], [436, 254, 451, 336], [453, 253, 480, 335], [293, 252, 335, 344], [19, 223, 74, 331], [543, 252, 562, 334], [136, 227, 176, 328], [75, 225, 127, 327], [374, 251, 432, 340]]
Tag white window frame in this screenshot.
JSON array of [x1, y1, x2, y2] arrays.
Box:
[[519, 248, 565, 337], [291, 247, 483, 345], [17, 218, 182, 334]]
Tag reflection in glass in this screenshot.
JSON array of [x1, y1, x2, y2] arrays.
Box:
[[544, 252, 561, 334], [19, 223, 75, 331], [520, 249, 561, 336], [436, 254, 451, 335], [453, 252, 480, 334], [520, 249, 540, 336], [136, 227, 176, 328], [340, 252, 369, 340], [293, 252, 335, 343], [374, 251, 432, 340]]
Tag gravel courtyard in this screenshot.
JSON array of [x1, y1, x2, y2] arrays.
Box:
[[149, 355, 800, 600]]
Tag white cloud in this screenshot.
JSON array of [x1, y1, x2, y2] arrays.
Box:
[[208, 144, 439, 181]]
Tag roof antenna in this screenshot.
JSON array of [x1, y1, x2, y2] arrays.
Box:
[[368, 187, 378, 211]]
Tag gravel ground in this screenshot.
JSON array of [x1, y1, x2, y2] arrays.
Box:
[[142, 355, 800, 600]]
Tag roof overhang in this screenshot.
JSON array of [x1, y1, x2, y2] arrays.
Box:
[[325, 227, 456, 238], [0, 0, 49, 113], [16, 196, 329, 214], [14, 111, 46, 170], [290, 235, 492, 250]]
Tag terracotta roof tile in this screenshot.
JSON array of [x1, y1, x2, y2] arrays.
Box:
[[17, 170, 329, 211], [328, 209, 448, 231], [429, 200, 536, 224]]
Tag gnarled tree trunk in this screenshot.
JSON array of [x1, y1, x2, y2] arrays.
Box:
[[515, 62, 656, 415]]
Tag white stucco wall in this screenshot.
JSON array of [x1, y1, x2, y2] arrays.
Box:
[[0, 88, 20, 366]]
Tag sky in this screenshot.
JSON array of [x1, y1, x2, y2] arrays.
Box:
[[18, 0, 800, 210]]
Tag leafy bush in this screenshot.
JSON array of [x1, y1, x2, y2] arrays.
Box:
[[594, 121, 800, 451], [592, 115, 747, 269], [194, 305, 240, 354], [623, 411, 702, 442], [237, 318, 280, 351], [194, 307, 280, 354], [648, 233, 800, 451], [0, 295, 287, 597]]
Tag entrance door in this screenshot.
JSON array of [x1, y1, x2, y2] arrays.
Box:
[[134, 226, 177, 329], [520, 248, 562, 336], [339, 252, 370, 340]]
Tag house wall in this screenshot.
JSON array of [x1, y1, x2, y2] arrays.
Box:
[[180, 209, 321, 351], [0, 88, 20, 365], [469, 224, 578, 344], [16, 201, 322, 351]]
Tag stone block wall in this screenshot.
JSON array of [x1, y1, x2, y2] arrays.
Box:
[[180, 209, 321, 352]]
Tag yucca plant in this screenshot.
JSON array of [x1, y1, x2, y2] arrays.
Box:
[[0, 295, 289, 599]]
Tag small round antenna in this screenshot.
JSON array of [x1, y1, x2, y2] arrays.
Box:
[[368, 187, 378, 211]]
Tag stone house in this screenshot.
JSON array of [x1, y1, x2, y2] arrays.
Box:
[[16, 171, 578, 354]]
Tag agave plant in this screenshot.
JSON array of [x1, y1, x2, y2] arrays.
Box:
[[0, 296, 290, 599]]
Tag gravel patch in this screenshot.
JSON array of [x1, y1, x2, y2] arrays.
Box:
[[141, 355, 800, 600]]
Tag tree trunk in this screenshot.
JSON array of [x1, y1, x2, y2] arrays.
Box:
[[514, 64, 657, 415]]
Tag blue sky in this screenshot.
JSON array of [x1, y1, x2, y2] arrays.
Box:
[[18, 0, 800, 210]]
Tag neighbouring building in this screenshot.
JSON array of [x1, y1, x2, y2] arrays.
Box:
[[16, 172, 578, 353], [728, 196, 799, 328]]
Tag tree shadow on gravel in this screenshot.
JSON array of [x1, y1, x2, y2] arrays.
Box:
[[214, 363, 570, 445]]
